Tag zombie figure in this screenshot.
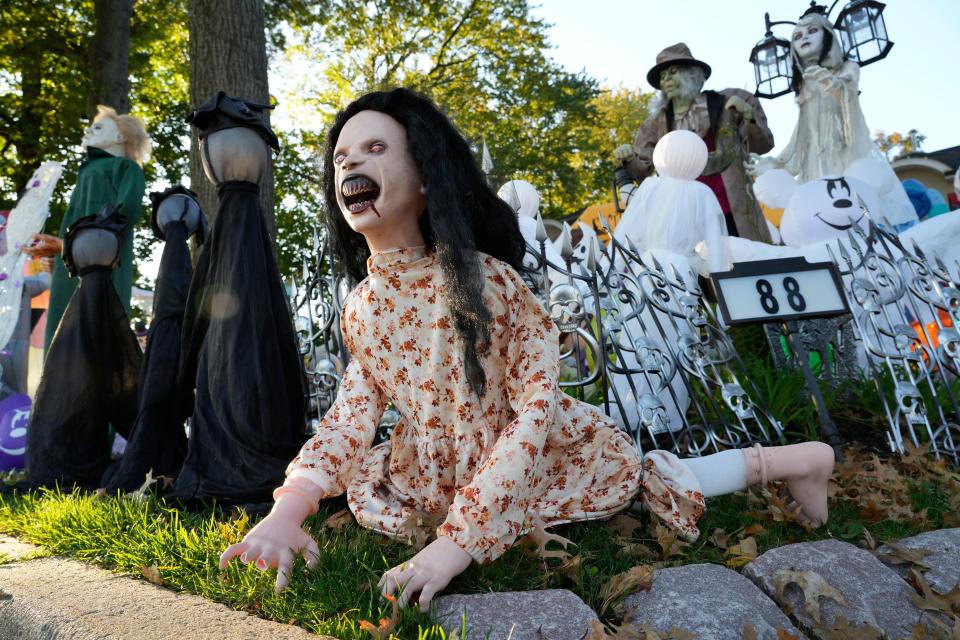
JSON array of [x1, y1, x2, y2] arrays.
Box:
[[614, 43, 774, 242]]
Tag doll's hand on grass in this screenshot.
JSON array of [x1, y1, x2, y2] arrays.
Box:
[[218, 494, 320, 592], [379, 536, 472, 613]]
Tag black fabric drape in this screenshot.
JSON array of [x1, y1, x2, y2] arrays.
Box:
[[102, 220, 194, 492], [26, 269, 142, 490], [173, 180, 307, 505]]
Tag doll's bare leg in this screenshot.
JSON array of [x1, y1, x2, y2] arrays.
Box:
[[743, 442, 835, 527]]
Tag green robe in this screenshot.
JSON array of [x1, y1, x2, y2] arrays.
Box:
[[44, 147, 146, 350]]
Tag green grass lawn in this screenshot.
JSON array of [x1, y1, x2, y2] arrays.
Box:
[[1, 444, 957, 640]]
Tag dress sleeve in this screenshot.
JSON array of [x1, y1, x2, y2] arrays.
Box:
[[284, 356, 386, 497], [437, 265, 560, 563]]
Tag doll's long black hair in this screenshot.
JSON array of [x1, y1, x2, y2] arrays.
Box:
[[322, 88, 527, 398]]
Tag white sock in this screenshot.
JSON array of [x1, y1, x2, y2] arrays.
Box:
[[681, 449, 748, 498]]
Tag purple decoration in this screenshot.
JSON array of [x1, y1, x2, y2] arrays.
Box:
[[0, 273, 7, 282], [0, 394, 30, 471], [32, 180, 40, 188]]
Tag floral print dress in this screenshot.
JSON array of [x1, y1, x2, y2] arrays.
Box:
[[286, 246, 705, 563]]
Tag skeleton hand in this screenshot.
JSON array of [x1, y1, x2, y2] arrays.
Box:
[[219, 493, 321, 592], [725, 95, 754, 122], [379, 536, 472, 613], [614, 144, 637, 164], [745, 153, 782, 178]]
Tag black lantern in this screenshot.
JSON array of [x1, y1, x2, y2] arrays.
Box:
[[749, 12, 795, 99], [834, 0, 893, 66]]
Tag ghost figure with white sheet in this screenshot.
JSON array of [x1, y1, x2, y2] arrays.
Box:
[[497, 179, 571, 289], [614, 129, 729, 276]]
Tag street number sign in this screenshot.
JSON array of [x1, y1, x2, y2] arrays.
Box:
[[710, 257, 850, 326]]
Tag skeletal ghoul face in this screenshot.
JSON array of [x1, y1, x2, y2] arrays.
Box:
[[333, 110, 426, 247], [779, 175, 877, 247], [548, 283, 585, 332]]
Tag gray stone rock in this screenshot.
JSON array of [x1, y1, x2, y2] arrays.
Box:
[[744, 539, 929, 638], [877, 528, 960, 595], [619, 563, 806, 639], [431, 589, 597, 640], [0, 534, 38, 561]]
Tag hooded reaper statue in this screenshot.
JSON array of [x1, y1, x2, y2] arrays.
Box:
[[173, 93, 307, 507], [102, 186, 208, 493], [27, 205, 142, 489]]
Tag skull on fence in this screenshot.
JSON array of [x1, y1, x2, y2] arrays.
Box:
[[294, 315, 312, 355], [633, 336, 671, 378], [637, 393, 670, 434], [548, 283, 585, 332], [894, 381, 926, 426], [722, 383, 755, 420], [851, 277, 882, 312], [939, 327, 960, 363], [312, 359, 339, 392], [678, 294, 707, 327]]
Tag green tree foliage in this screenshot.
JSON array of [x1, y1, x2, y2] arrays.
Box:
[[276, 0, 649, 221]]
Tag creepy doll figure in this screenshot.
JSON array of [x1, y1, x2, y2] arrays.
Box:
[[219, 88, 836, 611]]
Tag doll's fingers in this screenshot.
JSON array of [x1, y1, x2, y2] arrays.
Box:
[[274, 549, 295, 592], [417, 579, 444, 613], [302, 538, 321, 570], [255, 548, 277, 571], [219, 542, 248, 569], [240, 544, 264, 566], [396, 574, 428, 610]]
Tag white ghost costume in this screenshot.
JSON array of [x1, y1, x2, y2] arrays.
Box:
[[497, 180, 571, 289]]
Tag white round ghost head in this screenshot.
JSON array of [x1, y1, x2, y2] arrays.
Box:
[[779, 175, 878, 246], [652, 130, 707, 180], [497, 179, 540, 218]]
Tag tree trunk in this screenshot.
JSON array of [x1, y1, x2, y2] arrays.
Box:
[[87, 0, 134, 117], [187, 0, 275, 236]]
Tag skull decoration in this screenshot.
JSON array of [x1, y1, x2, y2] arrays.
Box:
[[850, 277, 882, 312], [894, 381, 927, 426], [312, 358, 339, 392], [633, 336, 671, 381], [637, 393, 669, 435], [722, 383, 755, 421], [938, 328, 960, 367], [677, 333, 708, 375], [377, 405, 401, 442], [892, 324, 926, 366], [548, 283, 585, 333], [678, 294, 707, 327], [294, 315, 313, 356]]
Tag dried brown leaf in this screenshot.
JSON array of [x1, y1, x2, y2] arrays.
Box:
[[583, 618, 648, 639], [907, 569, 960, 616], [862, 528, 877, 550], [607, 514, 644, 539], [724, 536, 758, 568], [599, 565, 655, 616], [322, 508, 355, 532], [875, 542, 931, 572], [708, 528, 732, 551], [743, 523, 767, 536], [772, 569, 848, 624], [652, 522, 688, 560], [140, 564, 163, 585], [776, 629, 801, 639], [815, 614, 883, 639], [742, 623, 759, 640]]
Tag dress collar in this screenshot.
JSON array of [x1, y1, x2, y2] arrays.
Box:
[[366, 245, 431, 275]]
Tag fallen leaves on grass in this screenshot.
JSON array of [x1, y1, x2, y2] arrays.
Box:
[[724, 536, 758, 568], [322, 508, 355, 532], [140, 564, 163, 585], [598, 565, 654, 616], [358, 593, 399, 640], [907, 569, 960, 617], [651, 522, 688, 560], [771, 569, 848, 625], [874, 542, 931, 573]]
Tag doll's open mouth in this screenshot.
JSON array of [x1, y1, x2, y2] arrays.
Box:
[[341, 175, 380, 213], [815, 212, 864, 231]]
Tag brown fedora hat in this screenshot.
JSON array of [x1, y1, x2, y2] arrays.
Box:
[[647, 42, 712, 89]]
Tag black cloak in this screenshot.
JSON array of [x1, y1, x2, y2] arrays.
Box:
[[26, 207, 142, 490], [102, 187, 205, 493], [172, 179, 307, 506]]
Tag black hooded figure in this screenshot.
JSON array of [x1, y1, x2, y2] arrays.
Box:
[[173, 93, 307, 506], [26, 205, 142, 489], [102, 186, 208, 493]]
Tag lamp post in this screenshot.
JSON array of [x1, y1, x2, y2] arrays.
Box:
[[749, 0, 894, 99], [749, 13, 795, 99], [835, 0, 894, 65]]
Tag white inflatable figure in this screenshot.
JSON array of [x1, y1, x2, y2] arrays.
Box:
[[614, 129, 729, 276], [0, 162, 63, 352], [746, 11, 917, 232]]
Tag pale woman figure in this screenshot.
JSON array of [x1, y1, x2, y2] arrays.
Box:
[[748, 11, 917, 231], [220, 89, 835, 613]]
